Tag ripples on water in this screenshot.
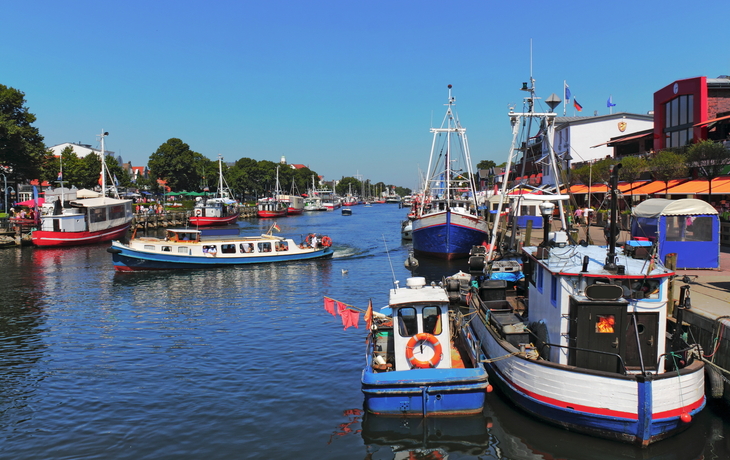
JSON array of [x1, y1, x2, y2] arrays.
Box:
[[0, 205, 728, 459]]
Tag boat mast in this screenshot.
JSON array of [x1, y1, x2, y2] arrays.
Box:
[[218, 154, 224, 199], [99, 130, 108, 198]]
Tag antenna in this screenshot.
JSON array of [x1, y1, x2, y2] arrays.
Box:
[[382, 234, 398, 288]]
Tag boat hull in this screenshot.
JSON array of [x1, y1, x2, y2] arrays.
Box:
[[469, 305, 705, 446], [257, 210, 287, 218], [188, 214, 239, 226], [411, 211, 488, 259], [32, 223, 131, 247], [110, 241, 333, 271]]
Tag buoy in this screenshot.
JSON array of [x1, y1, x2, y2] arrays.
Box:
[[486, 384, 493, 393], [680, 412, 691, 423]]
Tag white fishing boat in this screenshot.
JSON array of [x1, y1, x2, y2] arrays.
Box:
[[410, 85, 488, 259], [32, 131, 133, 247], [467, 164, 705, 446], [189, 155, 239, 226]]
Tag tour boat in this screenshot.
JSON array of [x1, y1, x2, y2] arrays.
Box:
[[32, 131, 134, 247], [108, 227, 333, 271], [411, 85, 488, 259], [189, 155, 239, 226], [466, 165, 705, 446], [362, 276, 491, 417]]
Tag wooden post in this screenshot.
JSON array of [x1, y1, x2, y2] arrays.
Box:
[[665, 252, 678, 316], [525, 220, 533, 246]]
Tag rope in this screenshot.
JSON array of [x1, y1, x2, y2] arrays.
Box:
[[481, 352, 520, 363], [703, 315, 730, 359]]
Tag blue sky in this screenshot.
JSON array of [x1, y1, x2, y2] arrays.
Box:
[[3, 0, 729, 189]]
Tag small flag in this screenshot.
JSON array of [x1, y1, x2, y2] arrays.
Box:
[[574, 98, 583, 112], [272, 223, 280, 232], [324, 297, 336, 316], [607, 96, 616, 107], [565, 85, 571, 102], [365, 299, 373, 330], [114, 174, 119, 186], [336, 301, 348, 316], [57, 171, 63, 181]]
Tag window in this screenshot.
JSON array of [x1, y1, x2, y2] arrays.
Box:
[[161, 246, 171, 252], [276, 241, 289, 252], [595, 315, 615, 333], [109, 204, 126, 220], [89, 207, 107, 223], [537, 265, 544, 293], [258, 242, 272, 252], [397, 307, 418, 337], [664, 95, 695, 148], [550, 276, 558, 306], [221, 244, 236, 254], [422, 306, 442, 335], [177, 247, 188, 254], [665, 216, 713, 242]]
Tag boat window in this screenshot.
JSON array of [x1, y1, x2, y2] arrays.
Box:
[[612, 278, 661, 300], [177, 247, 188, 254], [595, 315, 615, 333], [144, 245, 155, 251], [221, 244, 236, 254], [258, 242, 272, 252], [665, 215, 713, 242], [89, 207, 107, 223], [109, 205, 126, 220], [397, 307, 418, 337], [161, 246, 171, 252], [203, 245, 218, 254], [275, 241, 289, 252], [422, 306, 442, 335]]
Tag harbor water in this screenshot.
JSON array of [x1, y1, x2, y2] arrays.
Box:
[[0, 204, 729, 459]]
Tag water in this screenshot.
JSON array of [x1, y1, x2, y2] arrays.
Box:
[[0, 205, 728, 459]]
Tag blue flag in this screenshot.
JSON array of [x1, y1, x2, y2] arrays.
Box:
[[607, 96, 616, 107], [565, 86, 571, 102]]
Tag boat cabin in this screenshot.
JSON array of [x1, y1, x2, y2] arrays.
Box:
[[386, 277, 453, 371], [193, 197, 236, 218], [39, 197, 133, 233]]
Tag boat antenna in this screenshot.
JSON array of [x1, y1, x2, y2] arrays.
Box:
[[604, 163, 622, 271], [382, 234, 398, 289]]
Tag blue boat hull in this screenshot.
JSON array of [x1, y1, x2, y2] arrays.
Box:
[[411, 211, 488, 259], [361, 367, 489, 416], [110, 246, 334, 270]]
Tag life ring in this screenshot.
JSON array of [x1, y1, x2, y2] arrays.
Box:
[[405, 333, 442, 368], [321, 236, 332, 247], [194, 209, 202, 217], [305, 233, 315, 245]]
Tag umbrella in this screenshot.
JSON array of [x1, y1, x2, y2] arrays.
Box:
[[16, 198, 45, 207]]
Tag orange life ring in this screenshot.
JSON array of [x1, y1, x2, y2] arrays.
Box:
[[305, 233, 315, 245], [194, 209, 202, 217], [405, 333, 442, 368], [321, 236, 332, 247]]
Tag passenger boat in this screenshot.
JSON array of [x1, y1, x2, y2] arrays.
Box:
[[189, 155, 239, 226], [32, 131, 134, 247], [411, 85, 488, 259], [108, 226, 334, 271], [362, 276, 491, 416], [466, 164, 705, 446]]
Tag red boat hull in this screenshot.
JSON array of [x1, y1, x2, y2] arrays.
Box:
[[32, 223, 131, 247], [188, 214, 239, 226], [257, 210, 287, 218]]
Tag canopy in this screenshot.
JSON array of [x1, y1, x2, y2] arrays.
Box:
[[632, 198, 718, 218], [15, 198, 45, 207], [77, 188, 101, 198]]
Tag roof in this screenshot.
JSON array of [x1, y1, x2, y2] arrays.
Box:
[[590, 130, 653, 148], [693, 113, 730, 126], [627, 179, 689, 195], [632, 198, 718, 217]]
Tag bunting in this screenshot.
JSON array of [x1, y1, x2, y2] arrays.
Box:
[[364, 299, 373, 330], [322, 296, 363, 330], [324, 297, 336, 316], [574, 98, 583, 112], [341, 309, 360, 330]]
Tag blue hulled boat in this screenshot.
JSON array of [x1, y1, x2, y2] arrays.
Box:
[[411, 85, 488, 259], [362, 276, 491, 416]]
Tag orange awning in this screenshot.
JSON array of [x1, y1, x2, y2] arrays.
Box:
[[628, 179, 689, 195], [654, 179, 710, 195], [693, 114, 730, 127]]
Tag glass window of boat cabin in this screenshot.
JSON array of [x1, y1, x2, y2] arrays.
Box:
[[397, 307, 418, 337], [423, 306, 442, 335], [275, 241, 288, 252], [585, 278, 661, 300], [258, 242, 272, 252]]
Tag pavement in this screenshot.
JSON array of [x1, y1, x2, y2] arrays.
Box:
[[529, 222, 730, 320]]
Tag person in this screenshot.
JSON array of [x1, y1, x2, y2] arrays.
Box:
[[574, 207, 583, 225], [311, 235, 319, 248]]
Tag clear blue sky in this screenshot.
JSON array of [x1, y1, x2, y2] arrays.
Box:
[[3, 0, 729, 189]]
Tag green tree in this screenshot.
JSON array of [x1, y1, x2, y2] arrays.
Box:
[[617, 155, 647, 203], [476, 160, 497, 170], [148, 138, 206, 191], [336, 176, 362, 196], [649, 150, 688, 194], [685, 139, 730, 200], [0, 84, 46, 180]]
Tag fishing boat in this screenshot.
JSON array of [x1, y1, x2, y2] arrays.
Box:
[[303, 196, 326, 211], [400, 219, 412, 240], [411, 85, 488, 259], [466, 164, 705, 447], [318, 189, 341, 211], [32, 131, 134, 247], [257, 166, 288, 218], [189, 155, 239, 226], [362, 275, 491, 416], [108, 225, 334, 271]]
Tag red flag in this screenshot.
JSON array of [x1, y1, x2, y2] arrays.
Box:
[[342, 309, 360, 330], [336, 301, 348, 316], [324, 297, 336, 316], [364, 299, 373, 330]]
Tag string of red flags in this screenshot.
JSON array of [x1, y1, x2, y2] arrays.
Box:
[[323, 296, 370, 331]]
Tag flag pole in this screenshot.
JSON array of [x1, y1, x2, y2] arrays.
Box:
[[563, 80, 567, 116]]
